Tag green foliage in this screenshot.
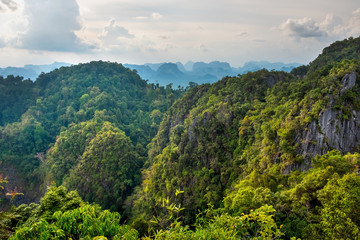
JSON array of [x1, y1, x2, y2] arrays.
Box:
[[147, 205, 284, 240], [316, 173, 360, 239], [0, 61, 182, 209], [150, 189, 185, 231], [136, 70, 295, 224], [307, 36, 360, 75], [2, 185, 138, 240], [32, 61, 180, 147], [2, 37, 360, 240], [224, 150, 360, 239], [0, 75, 39, 126], [63, 122, 141, 212], [134, 39, 360, 235], [46, 115, 106, 186], [0, 185, 81, 239], [0, 165, 7, 191], [224, 179, 275, 215], [9, 203, 139, 240], [37, 184, 83, 220]]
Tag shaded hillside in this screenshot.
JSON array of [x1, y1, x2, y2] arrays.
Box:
[[0, 61, 181, 206], [0, 76, 39, 125], [131, 37, 360, 239], [1, 37, 360, 240]]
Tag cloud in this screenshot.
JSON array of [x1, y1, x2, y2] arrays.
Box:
[[199, 44, 208, 52], [236, 31, 247, 37], [320, 14, 342, 32], [0, 0, 17, 11], [99, 19, 134, 45], [18, 0, 90, 52], [280, 17, 327, 40], [0, 38, 5, 48], [348, 8, 360, 36], [279, 10, 360, 42], [252, 39, 266, 43], [135, 16, 148, 20], [152, 12, 163, 20], [135, 12, 163, 20]]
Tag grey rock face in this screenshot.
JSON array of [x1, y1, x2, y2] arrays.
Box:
[[290, 73, 359, 172], [266, 76, 276, 88], [341, 72, 357, 93]]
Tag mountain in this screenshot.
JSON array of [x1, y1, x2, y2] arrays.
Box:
[[0, 67, 38, 80], [0, 62, 71, 80], [1, 61, 300, 87], [235, 60, 302, 73], [0, 61, 182, 209], [1, 37, 360, 239], [130, 36, 360, 238], [124, 60, 301, 87], [192, 61, 233, 76]]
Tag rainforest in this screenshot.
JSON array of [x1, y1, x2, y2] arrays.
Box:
[[1, 36, 360, 239]]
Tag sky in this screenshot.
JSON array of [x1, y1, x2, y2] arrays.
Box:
[[0, 0, 359, 68]]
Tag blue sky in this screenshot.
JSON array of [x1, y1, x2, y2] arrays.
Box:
[[0, 0, 359, 67]]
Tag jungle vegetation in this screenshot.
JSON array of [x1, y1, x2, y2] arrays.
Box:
[[1, 36, 360, 239]]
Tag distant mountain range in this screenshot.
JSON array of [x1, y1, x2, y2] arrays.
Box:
[[0, 62, 71, 81], [0, 60, 301, 87]]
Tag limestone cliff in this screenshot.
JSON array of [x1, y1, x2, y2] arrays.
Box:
[[291, 73, 360, 172]]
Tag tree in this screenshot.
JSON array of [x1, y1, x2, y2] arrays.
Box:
[[316, 173, 360, 239], [8, 186, 138, 240], [64, 122, 141, 212]]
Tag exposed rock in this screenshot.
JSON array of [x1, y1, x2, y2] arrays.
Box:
[[0, 165, 39, 208], [341, 72, 357, 93], [266, 76, 276, 88], [288, 72, 360, 173], [203, 111, 210, 124], [188, 117, 198, 142]]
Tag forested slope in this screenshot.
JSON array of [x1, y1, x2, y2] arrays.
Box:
[[130, 36, 360, 239], [0, 61, 181, 205], [1, 37, 360, 239]]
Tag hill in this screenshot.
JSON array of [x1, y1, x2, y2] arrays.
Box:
[[0, 62, 71, 81], [130, 36, 360, 239], [0, 61, 181, 207], [1, 37, 360, 239]]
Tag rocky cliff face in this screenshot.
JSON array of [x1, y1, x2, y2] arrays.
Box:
[[0, 164, 35, 208], [289, 73, 360, 172]]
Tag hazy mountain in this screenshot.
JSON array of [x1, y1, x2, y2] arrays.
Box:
[[235, 61, 302, 73], [0, 67, 38, 80], [125, 60, 301, 87], [1, 60, 300, 86], [0, 62, 71, 80]]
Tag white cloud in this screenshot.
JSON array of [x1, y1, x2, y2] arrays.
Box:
[[199, 44, 208, 52], [279, 10, 360, 42], [0, 0, 17, 11], [0, 38, 5, 48], [280, 17, 327, 40], [99, 19, 134, 47], [236, 31, 248, 37], [135, 12, 163, 21], [152, 12, 163, 20], [348, 8, 360, 36], [135, 16, 149, 20], [17, 0, 90, 52]]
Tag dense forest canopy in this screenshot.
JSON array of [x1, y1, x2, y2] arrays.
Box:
[[1, 37, 360, 239], [0, 61, 182, 204]]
